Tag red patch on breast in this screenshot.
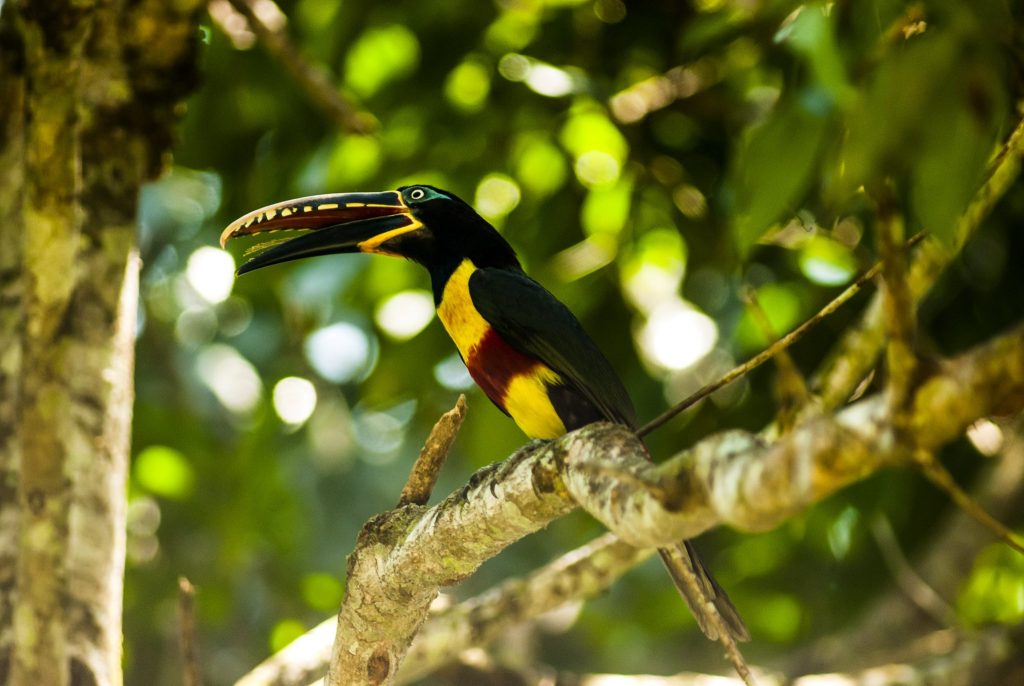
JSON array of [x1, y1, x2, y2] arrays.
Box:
[[466, 328, 543, 410]]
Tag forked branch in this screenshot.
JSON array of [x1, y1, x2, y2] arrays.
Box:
[[232, 321, 1024, 686]]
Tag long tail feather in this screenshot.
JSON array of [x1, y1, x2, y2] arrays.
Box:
[[658, 541, 750, 642]]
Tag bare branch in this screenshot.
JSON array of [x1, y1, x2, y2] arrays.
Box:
[[637, 233, 925, 438], [235, 622, 335, 686], [871, 184, 917, 413], [215, 0, 376, 134], [398, 395, 467, 507], [569, 322, 1024, 546], [322, 434, 595, 686], [235, 534, 650, 686], [741, 285, 811, 433], [915, 450, 1024, 555], [304, 320, 1023, 685], [868, 514, 956, 627], [178, 577, 204, 686], [396, 533, 651, 685]]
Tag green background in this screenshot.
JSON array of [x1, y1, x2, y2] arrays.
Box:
[[126, 1, 1024, 682]]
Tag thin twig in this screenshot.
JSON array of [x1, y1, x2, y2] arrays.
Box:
[[812, 113, 1024, 408], [638, 233, 925, 438], [869, 514, 956, 627], [915, 450, 1024, 556], [741, 285, 811, 432], [956, 113, 1024, 249], [398, 395, 467, 507], [219, 0, 376, 134], [178, 577, 203, 686]]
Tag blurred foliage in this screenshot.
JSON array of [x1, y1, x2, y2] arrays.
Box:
[[127, 1, 1024, 683]]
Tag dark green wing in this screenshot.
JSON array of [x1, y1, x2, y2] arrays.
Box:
[[468, 267, 637, 429]]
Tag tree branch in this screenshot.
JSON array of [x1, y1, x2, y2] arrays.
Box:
[[813, 113, 1024, 409], [398, 395, 466, 507], [563, 323, 1024, 549], [552, 624, 1024, 686], [396, 533, 652, 685], [235, 533, 651, 686], [638, 234, 924, 438], [322, 430, 629, 685], [178, 577, 204, 686], [250, 320, 1024, 686], [215, 0, 376, 134], [0, 11, 26, 673]]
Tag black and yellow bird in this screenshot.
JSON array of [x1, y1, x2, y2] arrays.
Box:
[[221, 184, 748, 641]]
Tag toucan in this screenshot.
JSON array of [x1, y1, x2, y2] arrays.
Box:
[[221, 184, 748, 642]]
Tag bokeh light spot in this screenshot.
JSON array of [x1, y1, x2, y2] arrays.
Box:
[[134, 446, 195, 500], [574, 150, 621, 188], [273, 376, 318, 426], [344, 25, 420, 98], [301, 573, 344, 612], [434, 353, 474, 391], [526, 63, 575, 97], [515, 137, 568, 197], [967, 419, 1004, 456], [374, 290, 435, 341], [475, 174, 522, 220], [197, 344, 263, 415], [637, 300, 718, 372], [186, 247, 235, 304], [445, 58, 491, 112], [269, 619, 306, 653], [799, 236, 857, 286], [304, 322, 373, 384]]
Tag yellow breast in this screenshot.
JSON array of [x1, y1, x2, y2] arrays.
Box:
[[436, 259, 566, 439], [436, 259, 490, 360]]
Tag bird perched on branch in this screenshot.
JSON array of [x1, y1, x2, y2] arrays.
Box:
[[222, 184, 748, 642]]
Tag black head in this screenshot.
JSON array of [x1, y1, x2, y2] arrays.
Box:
[[389, 185, 520, 275]]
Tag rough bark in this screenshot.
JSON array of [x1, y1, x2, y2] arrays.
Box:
[[0, 12, 26, 683], [396, 533, 652, 685], [0, 1, 201, 684], [224, 108, 1024, 685], [253, 321, 1023, 686]]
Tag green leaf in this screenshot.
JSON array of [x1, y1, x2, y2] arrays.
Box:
[[910, 103, 993, 246], [777, 4, 853, 106], [134, 446, 194, 500], [836, 32, 959, 199], [733, 98, 829, 255], [958, 543, 1024, 626]]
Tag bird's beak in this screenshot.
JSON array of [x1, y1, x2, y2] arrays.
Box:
[[220, 191, 422, 275]]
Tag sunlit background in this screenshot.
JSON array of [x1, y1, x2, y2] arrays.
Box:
[[126, 1, 1024, 683]]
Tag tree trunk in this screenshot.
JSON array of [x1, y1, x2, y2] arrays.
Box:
[[0, 1, 201, 683]]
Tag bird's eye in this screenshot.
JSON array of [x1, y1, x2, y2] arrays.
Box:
[[409, 188, 426, 201]]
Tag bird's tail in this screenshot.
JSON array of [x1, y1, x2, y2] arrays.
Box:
[[658, 541, 750, 642]]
